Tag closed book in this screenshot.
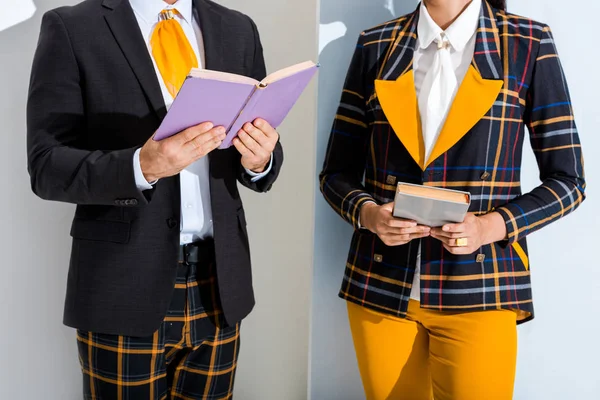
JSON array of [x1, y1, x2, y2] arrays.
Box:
[[153, 61, 319, 149], [392, 183, 471, 227]]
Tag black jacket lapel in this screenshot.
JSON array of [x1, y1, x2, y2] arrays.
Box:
[[102, 0, 167, 120], [194, 0, 224, 71]]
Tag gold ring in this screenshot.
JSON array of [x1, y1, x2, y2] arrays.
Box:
[[455, 238, 468, 247]]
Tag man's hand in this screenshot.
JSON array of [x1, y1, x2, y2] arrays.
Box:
[[430, 212, 507, 254], [233, 118, 279, 173], [139, 122, 226, 182], [360, 202, 431, 246]]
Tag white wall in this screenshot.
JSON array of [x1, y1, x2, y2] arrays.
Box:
[[311, 1, 599, 399], [0, 1, 318, 399]]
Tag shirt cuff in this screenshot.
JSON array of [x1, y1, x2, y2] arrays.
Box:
[[133, 148, 156, 191], [358, 200, 377, 229], [244, 153, 273, 182]]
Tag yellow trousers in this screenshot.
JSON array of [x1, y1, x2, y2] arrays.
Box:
[[347, 300, 517, 400]]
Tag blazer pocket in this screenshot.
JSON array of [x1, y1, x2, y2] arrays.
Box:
[[70, 218, 131, 244]]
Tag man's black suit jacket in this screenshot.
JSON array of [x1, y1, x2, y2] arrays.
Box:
[[26, 0, 284, 337]]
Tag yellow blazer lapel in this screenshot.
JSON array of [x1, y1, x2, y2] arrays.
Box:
[[374, 8, 425, 169], [425, 65, 503, 167], [375, 71, 425, 169]]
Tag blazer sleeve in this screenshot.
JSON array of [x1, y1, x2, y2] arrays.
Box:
[[319, 34, 376, 229], [236, 15, 284, 193], [27, 11, 151, 206], [496, 24, 586, 244]]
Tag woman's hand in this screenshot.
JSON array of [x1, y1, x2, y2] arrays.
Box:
[[360, 202, 431, 246], [431, 212, 507, 254]]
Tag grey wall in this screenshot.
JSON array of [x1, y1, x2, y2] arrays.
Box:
[[218, 1, 318, 399], [311, 1, 599, 399], [0, 1, 81, 399], [0, 1, 318, 399]]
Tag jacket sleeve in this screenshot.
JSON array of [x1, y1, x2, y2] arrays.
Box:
[[27, 11, 151, 207], [496, 24, 586, 244], [319, 33, 376, 229], [236, 15, 283, 193]]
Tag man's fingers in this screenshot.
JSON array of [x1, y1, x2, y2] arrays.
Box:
[[243, 123, 269, 147], [179, 122, 215, 143], [192, 135, 222, 159], [233, 138, 252, 156], [253, 118, 278, 139], [188, 127, 226, 151], [237, 129, 262, 155], [185, 127, 225, 159]]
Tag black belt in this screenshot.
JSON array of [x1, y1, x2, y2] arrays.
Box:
[[178, 238, 215, 265]]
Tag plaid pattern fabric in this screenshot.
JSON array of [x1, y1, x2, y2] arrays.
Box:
[[320, 1, 585, 323], [77, 258, 240, 400]]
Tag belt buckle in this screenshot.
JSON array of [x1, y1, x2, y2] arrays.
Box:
[[182, 243, 193, 266]]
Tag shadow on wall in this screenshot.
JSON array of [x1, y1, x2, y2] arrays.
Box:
[[312, 1, 418, 399]]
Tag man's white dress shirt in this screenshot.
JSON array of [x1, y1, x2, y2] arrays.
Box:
[[129, 0, 272, 244]]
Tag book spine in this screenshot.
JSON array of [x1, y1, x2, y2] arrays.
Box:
[[226, 86, 259, 134], [219, 85, 266, 149]]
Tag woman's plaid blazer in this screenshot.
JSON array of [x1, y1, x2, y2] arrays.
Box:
[[320, 1, 586, 322]]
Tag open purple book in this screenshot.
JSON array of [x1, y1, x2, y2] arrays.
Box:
[[154, 61, 319, 149]]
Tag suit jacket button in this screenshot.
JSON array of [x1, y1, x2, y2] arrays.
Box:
[[481, 172, 491, 181], [114, 200, 121, 205], [476, 254, 486, 263], [129, 199, 138, 206], [374, 254, 383, 262], [386, 175, 397, 185], [167, 218, 178, 229]]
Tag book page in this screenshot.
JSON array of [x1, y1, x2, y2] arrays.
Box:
[[189, 68, 258, 86], [261, 61, 317, 86], [397, 184, 469, 204]]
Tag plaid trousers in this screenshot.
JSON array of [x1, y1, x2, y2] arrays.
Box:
[[77, 254, 240, 400]]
